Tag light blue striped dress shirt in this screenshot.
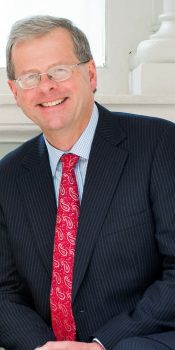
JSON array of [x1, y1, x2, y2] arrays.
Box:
[[44, 103, 99, 206]]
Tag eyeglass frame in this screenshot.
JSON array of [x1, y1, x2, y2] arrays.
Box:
[[13, 60, 90, 89]]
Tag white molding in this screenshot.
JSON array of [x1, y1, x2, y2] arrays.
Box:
[[96, 94, 175, 105], [0, 94, 15, 104], [0, 124, 40, 143]]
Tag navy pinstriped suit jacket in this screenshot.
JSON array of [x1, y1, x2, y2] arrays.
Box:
[[1, 103, 175, 350]]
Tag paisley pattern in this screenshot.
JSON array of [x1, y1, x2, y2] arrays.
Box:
[[50, 154, 79, 340]]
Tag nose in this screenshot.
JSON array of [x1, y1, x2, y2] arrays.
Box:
[[37, 73, 58, 92]]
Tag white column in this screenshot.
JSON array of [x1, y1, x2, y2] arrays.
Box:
[[130, 0, 175, 95], [163, 0, 175, 13]]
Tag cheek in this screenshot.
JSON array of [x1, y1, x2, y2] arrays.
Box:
[[16, 91, 34, 109]]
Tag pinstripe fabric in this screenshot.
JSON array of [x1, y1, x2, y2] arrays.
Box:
[[1, 103, 175, 350], [113, 337, 171, 350]]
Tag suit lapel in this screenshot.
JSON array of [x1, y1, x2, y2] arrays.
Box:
[[72, 105, 128, 301], [16, 136, 57, 276]]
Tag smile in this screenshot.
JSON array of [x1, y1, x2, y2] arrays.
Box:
[[40, 98, 67, 107]]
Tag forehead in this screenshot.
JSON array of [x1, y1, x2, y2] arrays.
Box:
[[11, 28, 77, 75], [13, 27, 75, 54]]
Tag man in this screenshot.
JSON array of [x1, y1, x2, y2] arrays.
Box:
[[0, 15, 175, 350]]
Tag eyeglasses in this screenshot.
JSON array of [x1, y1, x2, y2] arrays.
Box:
[[14, 60, 89, 89]]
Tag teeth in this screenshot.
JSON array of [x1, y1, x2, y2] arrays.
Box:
[[41, 98, 65, 107]]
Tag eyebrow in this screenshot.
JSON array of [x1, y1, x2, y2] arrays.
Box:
[[17, 61, 80, 77], [17, 64, 54, 76], [17, 69, 41, 77]]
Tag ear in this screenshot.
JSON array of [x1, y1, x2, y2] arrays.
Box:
[[88, 60, 97, 93], [8, 80, 18, 102]]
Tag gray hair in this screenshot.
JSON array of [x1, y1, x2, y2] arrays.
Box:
[[6, 15, 93, 80]]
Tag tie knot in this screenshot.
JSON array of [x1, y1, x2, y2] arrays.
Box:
[[61, 153, 79, 171]]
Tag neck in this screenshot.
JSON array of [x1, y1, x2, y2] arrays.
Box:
[[44, 117, 90, 151], [45, 134, 77, 151]]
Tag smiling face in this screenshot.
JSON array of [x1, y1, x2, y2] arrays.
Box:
[[8, 28, 97, 149]]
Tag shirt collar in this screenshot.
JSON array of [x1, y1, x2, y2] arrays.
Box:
[[44, 103, 99, 176]]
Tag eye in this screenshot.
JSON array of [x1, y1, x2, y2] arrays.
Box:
[[24, 73, 38, 81], [51, 67, 68, 77], [54, 67, 66, 73], [48, 65, 72, 82]]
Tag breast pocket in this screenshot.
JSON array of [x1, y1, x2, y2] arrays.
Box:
[[100, 209, 153, 237]]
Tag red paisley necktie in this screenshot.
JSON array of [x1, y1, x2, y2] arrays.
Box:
[[50, 153, 80, 340]]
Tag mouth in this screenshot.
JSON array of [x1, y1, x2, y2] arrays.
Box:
[[39, 97, 68, 107]]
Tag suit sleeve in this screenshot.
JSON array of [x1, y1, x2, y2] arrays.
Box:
[[93, 123, 175, 349], [0, 208, 55, 350]]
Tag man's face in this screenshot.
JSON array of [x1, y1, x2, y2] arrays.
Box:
[[8, 28, 97, 145]]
